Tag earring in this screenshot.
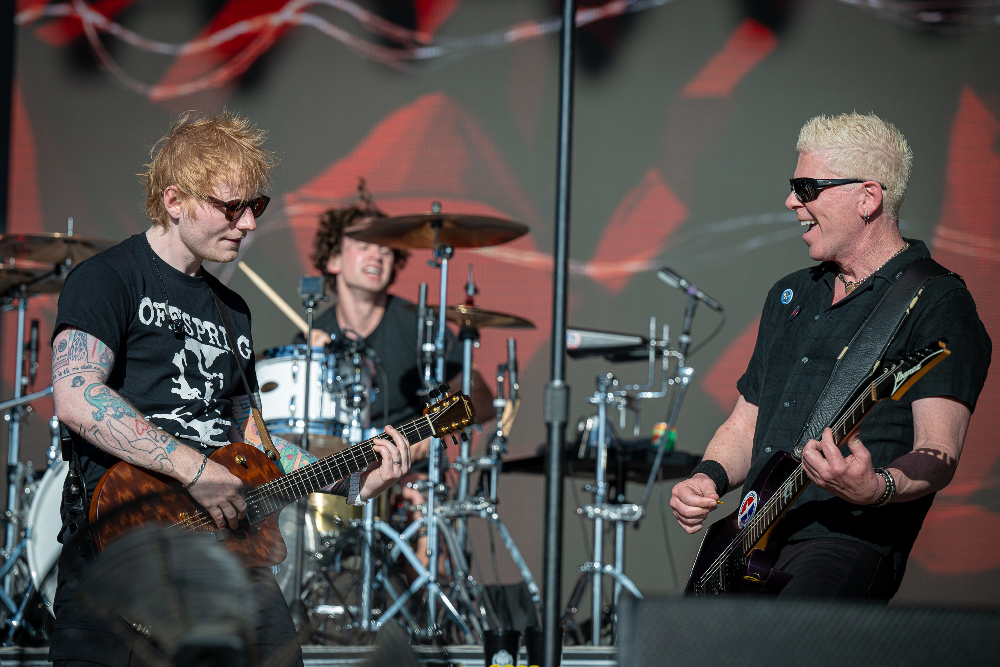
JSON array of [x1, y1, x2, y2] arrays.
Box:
[[862, 210, 870, 223]]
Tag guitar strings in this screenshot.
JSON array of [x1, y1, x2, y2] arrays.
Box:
[[173, 420, 430, 534], [170, 410, 449, 535], [698, 368, 884, 587]]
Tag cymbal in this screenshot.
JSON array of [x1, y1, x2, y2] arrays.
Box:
[[406, 303, 536, 329], [344, 213, 529, 249], [445, 304, 535, 330], [0, 258, 64, 296], [0, 233, 115, 266]]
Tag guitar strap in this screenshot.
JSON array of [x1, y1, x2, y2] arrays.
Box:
[[209, 286, 283, 464], [790, 257, 956, 459]]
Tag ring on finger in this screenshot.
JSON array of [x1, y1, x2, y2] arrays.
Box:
[[392, 459, 402, 465]]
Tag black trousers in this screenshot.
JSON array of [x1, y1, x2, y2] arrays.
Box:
[[773, 537, 900, 603], [48, 526, 303, 667]]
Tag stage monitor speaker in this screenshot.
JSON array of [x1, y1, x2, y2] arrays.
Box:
[[617, 594, 1000, 667]]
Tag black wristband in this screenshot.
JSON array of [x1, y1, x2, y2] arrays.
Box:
[[690, 459, 729, 497]]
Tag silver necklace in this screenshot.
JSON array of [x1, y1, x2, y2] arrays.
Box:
[[838, 242, 910, 295]]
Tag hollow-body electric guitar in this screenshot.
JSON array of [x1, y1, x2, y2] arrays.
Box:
[[89, 391, 475, 567], [684, 342, 950, 597]]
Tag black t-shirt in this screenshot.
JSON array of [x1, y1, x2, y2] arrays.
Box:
[[736, 239, 992, 570], [54, 233, 258, 493], [295, 295, 462, 428]]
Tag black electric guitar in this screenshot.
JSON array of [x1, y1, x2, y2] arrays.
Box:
[[684, 341, 951, 597]]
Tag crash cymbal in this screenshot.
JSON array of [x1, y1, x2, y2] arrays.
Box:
[[408, 303, 535, 329], [0, 233, 115, 266], [0, 258, 64, 296], [344, 213, 528, 249]]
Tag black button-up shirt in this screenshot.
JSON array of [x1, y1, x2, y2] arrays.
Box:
[[736, 239, 991, 570]]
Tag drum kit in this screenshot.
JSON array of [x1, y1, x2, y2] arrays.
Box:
[[0, 207, 709, 650]]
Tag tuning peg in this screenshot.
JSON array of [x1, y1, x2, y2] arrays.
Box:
[[460, 431, 470, 442], [439, 383, 450, 394], [451, 435, 460, 446], [427, 387, 441, 400]]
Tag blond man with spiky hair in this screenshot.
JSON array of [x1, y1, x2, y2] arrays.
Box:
[[671, 112, 991, 601], [49, 112, 412, 666]]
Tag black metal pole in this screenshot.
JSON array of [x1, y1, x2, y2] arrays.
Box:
[[0, 1, 18, 235], [543, 1, 575, 664]]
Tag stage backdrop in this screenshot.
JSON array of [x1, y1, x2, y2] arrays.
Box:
[[5, 0, 1000, 611]]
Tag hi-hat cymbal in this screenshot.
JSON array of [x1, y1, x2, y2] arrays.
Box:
[[0, 258, 64, 296], [344, 213, 529, 249], [0, 233, 116, 266], [409, 303, 535, 329]]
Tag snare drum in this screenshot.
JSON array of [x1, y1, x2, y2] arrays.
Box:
[[26, 460, 68, 617], [257, 344, 376, 445]]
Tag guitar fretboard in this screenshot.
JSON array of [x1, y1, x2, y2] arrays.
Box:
[[246, 415, 436, 517]]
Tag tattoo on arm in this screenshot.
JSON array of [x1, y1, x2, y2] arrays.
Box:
[[52, 327, 182, 475], [230, 393, 318, 474]]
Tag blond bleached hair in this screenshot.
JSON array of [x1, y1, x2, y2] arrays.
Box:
[[140, 110, 276, 229], [796, 112, 913, 221]]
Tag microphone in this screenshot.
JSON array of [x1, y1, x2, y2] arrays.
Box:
[[657, 267, 723, 312], [29, 320, 39, 386]]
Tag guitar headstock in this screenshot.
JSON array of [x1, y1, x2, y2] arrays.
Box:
[[876, 341, 950, 402], [424, 391, 476, 438]]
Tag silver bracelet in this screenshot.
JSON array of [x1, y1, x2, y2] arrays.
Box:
[[183, 454, 208, 489], [870, 467, 896, 507]]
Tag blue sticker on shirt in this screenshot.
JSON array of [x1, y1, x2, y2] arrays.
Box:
[[781, 288, 793, 304]]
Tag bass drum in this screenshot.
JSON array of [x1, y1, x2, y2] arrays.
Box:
[[26, 460, 69, 617]]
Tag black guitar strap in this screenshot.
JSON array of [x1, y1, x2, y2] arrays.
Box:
[[790, 257, 955, 459], [209, 286, 282, 464]]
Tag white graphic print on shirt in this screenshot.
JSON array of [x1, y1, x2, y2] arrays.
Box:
[[137, 295, 251, 445]]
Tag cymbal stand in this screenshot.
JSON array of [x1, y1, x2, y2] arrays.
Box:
[[453, 264, 478, 551], [404, 202, 478, 638], [285, 280, 329, 629], [3, 290, 28, 595], [437, 337, 542, 616]]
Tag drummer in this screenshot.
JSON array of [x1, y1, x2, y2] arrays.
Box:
[[295, 181, 496, 455]]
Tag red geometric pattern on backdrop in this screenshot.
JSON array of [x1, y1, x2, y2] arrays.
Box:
[[702, 316, 760, 414], [912, 86, 1000, 575], [681, 18, 777, 99], [589, 168, 686, 293]]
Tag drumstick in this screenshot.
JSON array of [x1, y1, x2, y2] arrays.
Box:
[[236, 261, 309, 335]]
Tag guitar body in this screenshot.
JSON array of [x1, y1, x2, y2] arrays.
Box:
[[89, 442, 288, 567], [684, 450, 800, 597]]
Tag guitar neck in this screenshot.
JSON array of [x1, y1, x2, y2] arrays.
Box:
[[247, 415, 435, 516]]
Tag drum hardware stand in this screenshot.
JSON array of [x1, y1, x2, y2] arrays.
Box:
[[637, 294, 700, 524], [438, 337, 543, 615], [562, 319, 684, 646], [287, 277, 328, 628]]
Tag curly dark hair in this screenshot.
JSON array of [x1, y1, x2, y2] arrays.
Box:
[[312, 199, 409, 293]]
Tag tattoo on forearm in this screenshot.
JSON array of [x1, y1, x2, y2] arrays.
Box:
[[53, 328, 180, 473], [230, 393, 318, 474]]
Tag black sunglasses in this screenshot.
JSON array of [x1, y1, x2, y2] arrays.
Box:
[[204, 193, 270, 222], [789, 177, 886, 203]]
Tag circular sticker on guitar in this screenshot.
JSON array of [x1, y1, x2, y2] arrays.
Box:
[[738, 490, 758, 529]]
